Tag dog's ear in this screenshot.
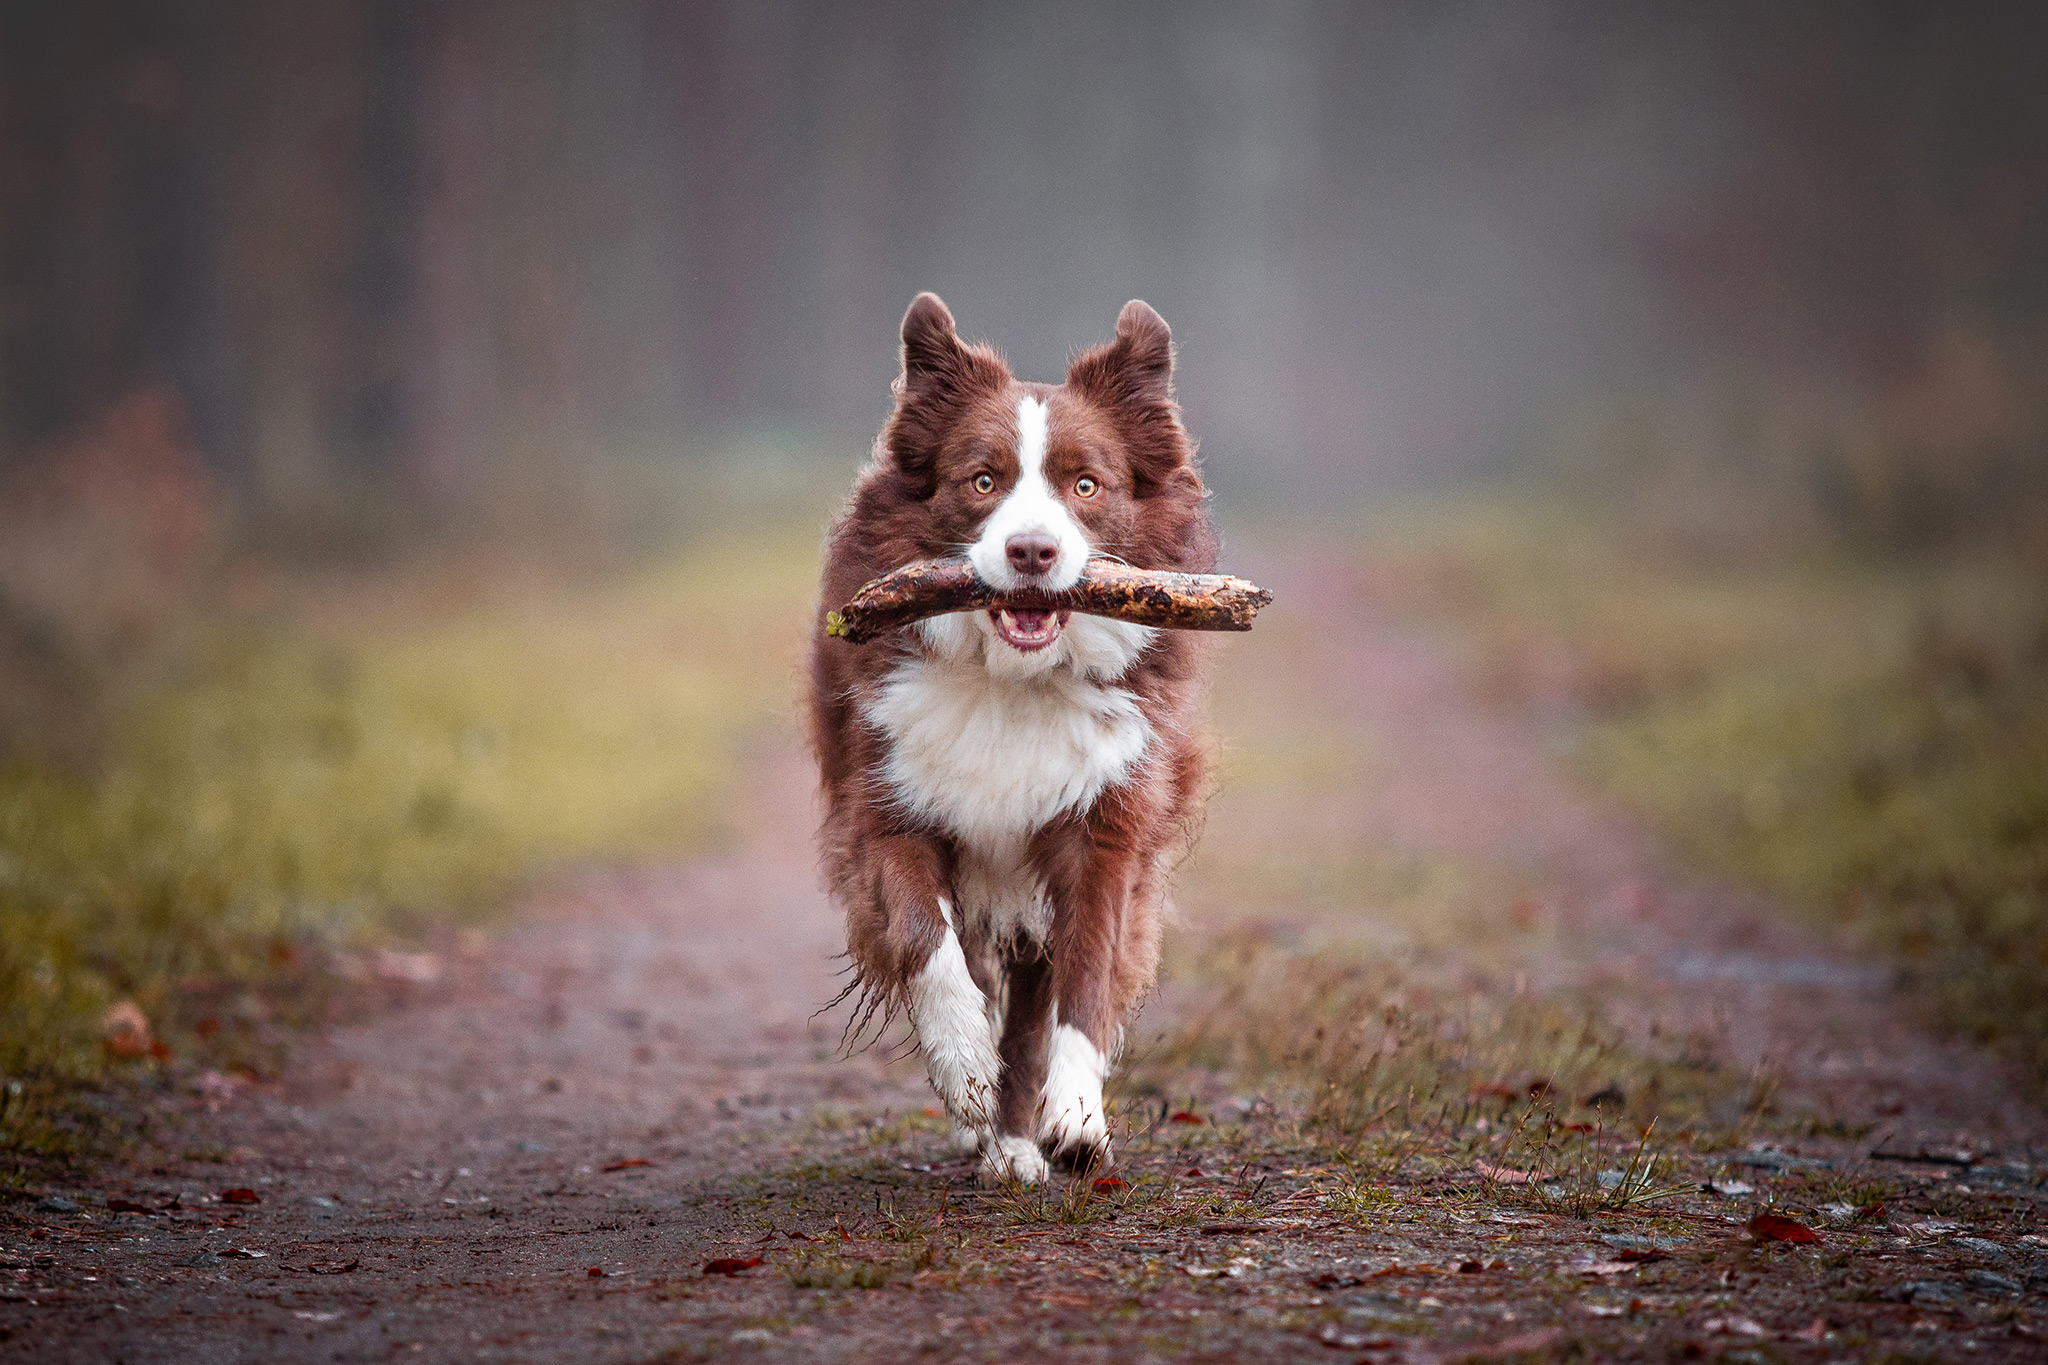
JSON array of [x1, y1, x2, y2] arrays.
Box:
[[900, 292, 968, 397], [1067, 300, 1196, 498], [1066, 300, 1175, 410], [886, 293, 1008, 499]]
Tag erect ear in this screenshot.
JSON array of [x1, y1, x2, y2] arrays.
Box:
[[900, 292, 965, 395], [1066, 299, 1175, 407]]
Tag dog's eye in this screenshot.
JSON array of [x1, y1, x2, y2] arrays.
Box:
[[1075, 476, 1099, 498], [972, 473, 995, 494]]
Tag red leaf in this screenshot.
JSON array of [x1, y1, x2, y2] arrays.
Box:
[[602, 1158, 653, 1172], [106, 1197, 156, 1214], [1856, 1201, 1887, 1219], [1616, 1248, 1670, 1263], [1745, 1212, 1819, 1243], [586, 1266, 604, 1278], [1458, 1260, 1485, 1273], [219, 1188, 261, 1205], [1168, 1111, 1204, 1124], [1092, 1177, 1128, 1193], [703, 1257, 764, 1276]]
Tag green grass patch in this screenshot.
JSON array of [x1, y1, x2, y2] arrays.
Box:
[[1361, 491, 2048, 1079], [0, 529, 816, 1184]]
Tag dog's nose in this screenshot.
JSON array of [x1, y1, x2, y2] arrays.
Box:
[[1005, 531, 1060, 578]]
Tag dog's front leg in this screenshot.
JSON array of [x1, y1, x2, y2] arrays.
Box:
[[865, 838, 1043, 1183], [1036, 836, 1161, 1172]]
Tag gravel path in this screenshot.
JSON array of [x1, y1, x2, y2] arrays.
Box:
[[6, 551, 2039, 1363]]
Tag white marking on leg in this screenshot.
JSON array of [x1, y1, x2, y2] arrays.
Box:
[[906, 899, 1001, 1132], [967, 396, 1091, 592], [1037, 1021, 1109, 1158], [981, 1132, 1049, 1185]]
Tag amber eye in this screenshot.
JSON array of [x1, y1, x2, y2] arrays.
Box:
[[972, 472, 996, 494], [1075, 476, 1099, 498]]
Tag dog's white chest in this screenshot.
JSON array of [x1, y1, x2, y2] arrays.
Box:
[[865, 656, 1152, 847]]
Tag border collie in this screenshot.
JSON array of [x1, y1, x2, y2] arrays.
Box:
[[809, 293, 1216, 1182]]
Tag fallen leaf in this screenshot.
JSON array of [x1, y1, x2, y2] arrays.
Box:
[[1703, 1315, 1768, 1337], [100, 1001, 155, 1060], [1745, 1212, 1819, 1244], [601, 1158, 653, 1172], [1092, 1177, 1128, 1193], [703, 1257, 763, 1276], [1856, 1201, 1888, 1220], [1317, 1326, 1396, 1350], [586, 1266, 605, 1278], [105, 1197, 156, 1214], [1167, 1111, 1204, 1124], [1474, 1161, 1544, 1184], [1458, 1260, 1485, 1273], [1614, 1248, 1670, 1263], [219, 1188, 261, 1205]]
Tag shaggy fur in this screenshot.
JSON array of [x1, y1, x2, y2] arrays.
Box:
[[809, 293, 1216, 1180]]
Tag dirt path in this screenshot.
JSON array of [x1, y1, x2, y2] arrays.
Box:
[[7, 552, 2042, 1363]]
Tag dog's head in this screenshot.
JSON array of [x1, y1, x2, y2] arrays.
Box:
[[878, 293, 1213, 679]]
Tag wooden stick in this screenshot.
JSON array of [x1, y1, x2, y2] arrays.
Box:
[[824, 558, 1273, 644]]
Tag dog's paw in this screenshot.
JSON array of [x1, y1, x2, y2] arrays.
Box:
[[949, 1123, 983, 1155], [1051, 1137, 1115, 1176], [979, 1133, 1049, 1186], [1036, 1022, 1109, 1158]]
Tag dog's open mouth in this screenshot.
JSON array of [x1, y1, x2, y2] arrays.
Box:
[[990, 607, 1069, 652]]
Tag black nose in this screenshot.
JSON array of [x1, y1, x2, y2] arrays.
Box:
[[1005, 531, 1059, 577]]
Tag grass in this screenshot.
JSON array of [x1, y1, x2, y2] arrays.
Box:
[[1356, 491, 2048, 1080], [0, 527, 817, 1184]]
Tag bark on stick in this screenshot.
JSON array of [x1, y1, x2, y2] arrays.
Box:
[[824, 558, 1273, 644]]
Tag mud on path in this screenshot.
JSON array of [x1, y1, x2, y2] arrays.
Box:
[[6, 552, 2044, 1363]]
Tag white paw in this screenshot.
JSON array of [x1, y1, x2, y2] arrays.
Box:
[[980, 1133, 1049, 1185], [1036, 1022, 1109, 1157], [907, 902, 1001, 1129], [949, 1124, 983, 1155]]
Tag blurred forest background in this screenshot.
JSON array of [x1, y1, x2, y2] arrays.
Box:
[[1, 0, 2045, 1170]]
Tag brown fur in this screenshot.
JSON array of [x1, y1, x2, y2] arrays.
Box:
[[808, 293, 1216, 1163]]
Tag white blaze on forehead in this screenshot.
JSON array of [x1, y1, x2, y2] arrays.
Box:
[[1016, 393, 1049, 477], [968, 395, 1091, 592]]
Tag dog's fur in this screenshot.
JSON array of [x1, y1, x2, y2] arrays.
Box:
[[808, 293, 1216, 1182]]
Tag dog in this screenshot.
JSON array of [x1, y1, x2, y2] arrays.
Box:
[[808, 292, 1217, 1182]]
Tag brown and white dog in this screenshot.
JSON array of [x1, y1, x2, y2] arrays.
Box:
[[808, 293, 1216, 1182]]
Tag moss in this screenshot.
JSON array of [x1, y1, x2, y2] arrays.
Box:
[[1361, 491, 2048, 1082], [0, 529, 813, 1183]]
